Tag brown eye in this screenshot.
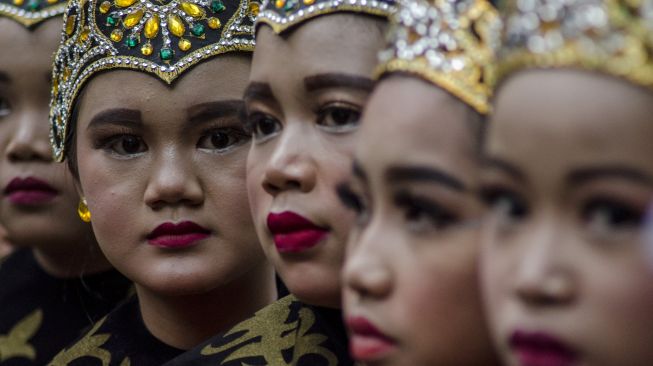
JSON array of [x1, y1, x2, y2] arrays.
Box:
[[583, 198, 644, 234], [479, 186, 528, 224], [198, 128, 249, 153], [0, 98, 11, 118], [105, 135, 147, 156], [247, 113, 281, 141], [317, 104, 361, 132]]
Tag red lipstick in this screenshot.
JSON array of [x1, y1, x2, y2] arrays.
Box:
[[146, 221, 211, 249], [509, 330, 578, 366], [266, 211, 328, 253], [4, 177, 58, 206], [346, 316, 397, 362]]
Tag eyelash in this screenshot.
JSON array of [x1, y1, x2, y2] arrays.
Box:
[[479, 185, 529, 224], [393, 190, 460, 232], [336, 182, 370, 226]]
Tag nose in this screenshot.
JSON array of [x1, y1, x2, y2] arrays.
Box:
[[5, 108, 53, 163], [343, 218, 393, 301], [144, 149, 204, 210], [514, 218, 576, 307], [261, 127, 317, 196]]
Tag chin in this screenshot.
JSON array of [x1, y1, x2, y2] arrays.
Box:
[[280, 263, 342, 308]]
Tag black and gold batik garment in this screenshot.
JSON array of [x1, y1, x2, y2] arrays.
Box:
[[163, 295, 354, 366], [49, 296, 184, 366], [0, 249, 132, 366]]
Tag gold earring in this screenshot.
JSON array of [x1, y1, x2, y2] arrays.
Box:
[[77, 198, 91, 223]]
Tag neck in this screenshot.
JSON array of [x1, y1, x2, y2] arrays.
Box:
[[33, 233, 113, 278], [137, 265, 276, 350]]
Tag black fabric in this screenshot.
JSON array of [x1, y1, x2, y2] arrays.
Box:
[[163, 295, 354, 366], [0, 248, 132, 366], [49, 296, 184, 366]]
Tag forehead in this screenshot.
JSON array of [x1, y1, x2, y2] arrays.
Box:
[[250, 13, 384, 83], [78, 54, 250, 113], [489, 69, 653, 176], [357, 76, 477, 179], [0, 17, 62, 75]]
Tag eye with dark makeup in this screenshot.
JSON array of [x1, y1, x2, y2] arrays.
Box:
[[96, 132, 147, 158], [336, 182, 370, 226], [0, 96, 10, 118], [582, 196, 645, 236], [245, 111, 282, 142], [197, 126, 250, 153], [479, 185, 529, 225], [316, 102, 361, 132], [393, 190, 460, 233]]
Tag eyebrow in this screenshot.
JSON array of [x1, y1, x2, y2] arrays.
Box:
[[243, 82, 275, 102], [304, 73, 374, 93], [187, 100, 245, 125], [480, 157, 526, 183], [352, 160, 368, 182], [386, 165, 467, 192], [567, 166, 653, 186], [87, 108, 143, 130]]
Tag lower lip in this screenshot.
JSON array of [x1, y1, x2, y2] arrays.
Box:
[[7, 190, 58, 205], [515, 349, 576, 366], [349, 334, 397, 362], [273, 230, 327, 253], [147, 233, 210, 249]]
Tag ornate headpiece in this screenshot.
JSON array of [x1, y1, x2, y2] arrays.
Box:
[[0, 0, 65, 27], [498, 0, 653, 89], [49, 0, 258, 162], [256, 0, 395, 34], [376, 0, 501, 114]]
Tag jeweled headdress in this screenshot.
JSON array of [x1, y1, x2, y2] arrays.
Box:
[[49, 0, 258, 162], [498, 0, 653, 89], [256, 0, 395, 34], [376, 0, 501, 114], [0, 0, 65, 27]]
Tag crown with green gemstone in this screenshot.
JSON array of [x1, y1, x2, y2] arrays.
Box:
[[256, 0, 396, 34], [49, 0, 258, 162], [0, 0, 65, 27]]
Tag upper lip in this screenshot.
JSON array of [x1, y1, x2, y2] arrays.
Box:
[[346, 316, 395, 342], [4, 176, 58, 195], [146, 221, 211, 239], [509, 329, 578, 361], [267, 211, 327, 234]]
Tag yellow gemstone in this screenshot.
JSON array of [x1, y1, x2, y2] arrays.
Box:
[[65, 15, 76, 36], [178, 38, 191, 51], [180, 2, 204, 18], [207, 17, 221, 29], [79, 27, 90, 42], [275, 0, 284, 8], [110, 28, 123, 42], [141, 42, 153, 56], [47, 0, 58, 4], [302, 0, 314, 4], [52, 78, 58, 95], [167, 14, 185, 37], [114, 0, 135, 7], [248, 1, 260, 16], [62, 67, 71, 81], [123, 9, 143, 28], [77, 200, 91, 222], [99, 1, 111, 13], [144, 15, 159, 39], [12, 0, 23, 6]]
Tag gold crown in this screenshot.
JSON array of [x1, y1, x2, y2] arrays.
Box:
[[498, 0, 653, 89], [375, 0, 501, 114]]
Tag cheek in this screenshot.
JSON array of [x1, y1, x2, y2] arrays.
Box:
[[245, 147, 269, 222]]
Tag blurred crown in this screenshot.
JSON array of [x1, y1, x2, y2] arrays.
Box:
[[256, 0, 396, 34], [49, 0, 258, 162], [0, 0, 65, 27], [498, 0, 653, 88], [376, 0, 501, 114]]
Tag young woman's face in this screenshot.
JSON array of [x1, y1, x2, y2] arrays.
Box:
[[481, 70, 653, 366], [341, 76, 496, 366], [0, 18, 91, 251], [75, 54, 268, 295], [244, 14, 385, 307]]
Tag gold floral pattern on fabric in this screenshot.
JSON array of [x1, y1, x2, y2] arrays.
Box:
[[200, 295, 338, 365], [0, 0, 65, 27], [48, 317, 111, 366], [49, 0, 256, 162], [256, 0, 395, 34], [376, 0, 501, 114], [498, 0, 653, 89], [0, 309, 42, 362]]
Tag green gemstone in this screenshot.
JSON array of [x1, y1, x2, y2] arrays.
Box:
[[283, 0, 296, 11], [27, 0, 40, 10], [210, 0, 225, 13], [159, 47, 173, 61], [125, 35, 138, 48], [106, 13, 118, 26], [191, 23, 205, 36]]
